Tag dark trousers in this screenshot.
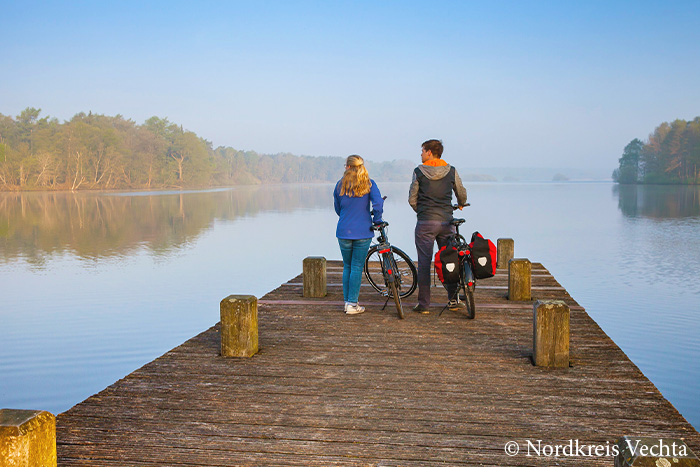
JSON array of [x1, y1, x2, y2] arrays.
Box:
[[415, 220, 458, 307]]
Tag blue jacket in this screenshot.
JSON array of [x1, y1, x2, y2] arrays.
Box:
[[334, 179, 384, 239]]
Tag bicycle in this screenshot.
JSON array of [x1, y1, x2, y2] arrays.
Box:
[[439, 204, 475, 319], [363, 217, 418, 319]]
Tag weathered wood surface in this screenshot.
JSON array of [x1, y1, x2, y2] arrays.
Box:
[[220, 295, 258, 358], [497, 238, 514, 269], [508, 258, 532, 301], [57, 261, 699, 466], [0, 409, 57, 467], [303, 256, 327, 298], [533, 300, 570, 368]]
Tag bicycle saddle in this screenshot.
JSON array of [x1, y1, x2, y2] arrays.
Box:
[[371, 221, 389, 230], [450, 218, 465, 226]]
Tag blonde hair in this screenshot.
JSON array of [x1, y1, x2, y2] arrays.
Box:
[[340, 155, 371, 197]]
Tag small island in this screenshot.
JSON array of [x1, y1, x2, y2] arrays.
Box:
[[613, 117, 700, 184]]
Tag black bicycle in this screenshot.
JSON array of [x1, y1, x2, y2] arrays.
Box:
[[364, 220, 417, 319], [440, 204, 475, 319]]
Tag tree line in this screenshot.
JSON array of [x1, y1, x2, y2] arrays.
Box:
[[613, 117, 700, 184], [0, 108, 412, 191]]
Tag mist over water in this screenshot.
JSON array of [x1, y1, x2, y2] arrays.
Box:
[[1, 182, 698, 430]]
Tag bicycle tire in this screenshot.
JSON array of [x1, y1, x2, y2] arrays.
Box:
[[389, 279, 404, 319], [463, 284, 475, 319], [462, 263, 476, 319], [364, 246, 417, 298]]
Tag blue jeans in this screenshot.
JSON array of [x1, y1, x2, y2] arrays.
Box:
[[338, 238, 372, 304]]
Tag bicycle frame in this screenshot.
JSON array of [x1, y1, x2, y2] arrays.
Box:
[[373, 224, 399, 288], [367, 221, 408, 318], [364, 195, 418, 319], [442, 204, 476, 319], [454, 232, 475, 291], [364, 223, 418, 307]]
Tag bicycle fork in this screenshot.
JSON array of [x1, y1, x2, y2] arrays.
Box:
[[463, 259, 475, 291], [379, 250, 399, 310], [439, 257, 475, 317]]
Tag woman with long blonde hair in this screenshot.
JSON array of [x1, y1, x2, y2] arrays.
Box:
[[333, 155, 384, 314]]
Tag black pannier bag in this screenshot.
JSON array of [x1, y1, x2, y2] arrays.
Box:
[[434, 237, 461, 284], [469, 232, 497, 279]]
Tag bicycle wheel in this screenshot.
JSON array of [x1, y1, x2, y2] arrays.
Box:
[[364, 246, 417, 298], [462, 264, 476, 319], [389, 279, 404, 319], [462, 283, 475, 319]]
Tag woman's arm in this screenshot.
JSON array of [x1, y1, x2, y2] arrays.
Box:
[[369, 180, 384, 223], [333, 182, 341, 216]]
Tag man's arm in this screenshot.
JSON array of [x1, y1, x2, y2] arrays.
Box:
[[453, 169, 467, 206], [408, 170, 419, 212]]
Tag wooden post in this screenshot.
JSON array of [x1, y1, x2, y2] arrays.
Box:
[[303, 256, 327, 298], [0, 409, 56, 467], [508, 258, 531, 301], [220, 295, 258, 357], [497, 238, 514, 269], [533, 300, 569, 368]]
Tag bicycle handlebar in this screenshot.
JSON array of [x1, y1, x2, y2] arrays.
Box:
[[453, 203, 471, 210]]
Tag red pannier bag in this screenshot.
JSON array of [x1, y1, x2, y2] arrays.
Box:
[[469, 232, 497, 279], [434, 238, 461, 284]]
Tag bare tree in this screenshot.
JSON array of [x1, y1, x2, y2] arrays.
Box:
[[34, 152, 55, 186], [71, 151, 86, 192]]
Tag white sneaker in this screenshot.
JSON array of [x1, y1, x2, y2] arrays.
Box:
[[345, 303, 365, 315]]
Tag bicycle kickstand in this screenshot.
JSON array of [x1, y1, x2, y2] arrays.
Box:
[[381, 294, 390, 310], [438, 288, 460, 317]]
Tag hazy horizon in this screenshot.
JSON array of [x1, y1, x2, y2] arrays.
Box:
[[2, 1, 699, 171]]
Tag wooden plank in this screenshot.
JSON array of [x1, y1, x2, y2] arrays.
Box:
[[56, 260, 700, 466]]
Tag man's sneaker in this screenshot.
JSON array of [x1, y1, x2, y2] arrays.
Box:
[[448, 299, 465, 311], [413, 304, 430, 314], [345, 303, 365, 315]]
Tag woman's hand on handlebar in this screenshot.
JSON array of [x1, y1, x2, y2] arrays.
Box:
[[453, 203, 470, 211]]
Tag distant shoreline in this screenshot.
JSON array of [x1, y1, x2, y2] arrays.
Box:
[[615, 181, 700, 186], [0, 179, 621, 195]]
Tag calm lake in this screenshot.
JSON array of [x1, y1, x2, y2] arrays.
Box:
[[1, 182, 699, 430]]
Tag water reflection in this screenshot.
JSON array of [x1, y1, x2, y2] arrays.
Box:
[[1, 182, 699, 429], [0, 185, 333, 265], [614, 184, 700, 218]]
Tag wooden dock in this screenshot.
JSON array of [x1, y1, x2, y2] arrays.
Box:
[[56, 261, 700, 466]]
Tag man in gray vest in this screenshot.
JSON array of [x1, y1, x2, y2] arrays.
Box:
[[408, 139, 468, 313]]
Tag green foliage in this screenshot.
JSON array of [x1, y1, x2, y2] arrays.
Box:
[[0, 108, 408, 191], [614, 119, 700, 185], [614, 138, 644, 183]]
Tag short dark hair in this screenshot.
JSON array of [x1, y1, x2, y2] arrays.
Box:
[[422, 139, 443, 158]]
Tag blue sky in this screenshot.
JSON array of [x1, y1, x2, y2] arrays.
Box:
[[2, 1, 699, 170]]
